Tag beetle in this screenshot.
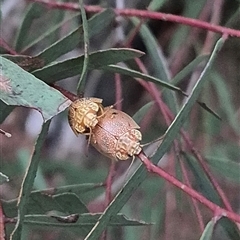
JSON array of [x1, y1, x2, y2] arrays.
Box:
[[90, 108, 142, 160], [68, 97, 105, 136]]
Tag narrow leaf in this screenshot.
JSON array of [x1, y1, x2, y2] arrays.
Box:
[[170, 55, 209, 87], [184, 153, 221, 205], [153, 37, 225, 160], [131, 17, 177, 113], [133, 101, 154, 124], [32, 49, 144, 83], [36, 9, 115, 66], [23, 213, 149, 227], [2, 183, 103, 218], [103, 65, 184, 94], [15, 3, 46, 51], [218, 217, 240, 240], [21, 13, 80, 53], [76, 0, 89, 95], [10, 120, 51, 240], [206, 156, 240, 183], [148, 0, 166, 11], [199, 218, 216, 240]]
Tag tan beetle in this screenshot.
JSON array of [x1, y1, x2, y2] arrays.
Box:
[[68, 97, 105, 135], [68, 98, 142, 160], [90, 107, 142, 160]]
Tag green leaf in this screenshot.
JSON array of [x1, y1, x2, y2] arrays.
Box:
[[131, 18, 169, 82], [169, 1, 206, 50], [23, 213, 149, 227], [10, 121, 51, 240], [153, 37, 225, 160], [77, 0, 90, 94], [36, 9, 115, 66], [32, 48, 144, 83], [0, 57, 71, 121], [105, 64, 221, 120], [206, 156, 240, 183], [211, 71, 240, 134], [28, 192, 89, 215], [2, 183, 102, 218], [103, 65, 184, 94], [38, 182, 104, 196], [183, 153, 221, 205], [14, 3, 46, 52], [217, 217, 240, 240], [0, 172, 9, 184], [199, 218, 216, 240], [21, 13, 80, 53], [133, 101, 154, 124], [131, 17, 177, 113], [170, 55, 209, 87], [148, 0, 166, 11], [84, 37, 225, 240], [5, 10, 114, 71], [22, 212, 149, 237], [21, 213, 149, 238]]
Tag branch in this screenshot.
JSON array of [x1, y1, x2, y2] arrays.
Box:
[[29, 0, 240, 38], [138, 151, 240, 224]]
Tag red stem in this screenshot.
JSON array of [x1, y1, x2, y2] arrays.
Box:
[[29, 0, 240, 38], [169, 0, 212, 75], [202, 0, 224, 54], [151, 93, 233, 212], [134, 56, 234, 222], [182, 133, 233, 212], [138, 151, 240, 223], [114, 73, 122, 111], [50, 84, 78, 101]]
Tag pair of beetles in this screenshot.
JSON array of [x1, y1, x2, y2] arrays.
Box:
[[68, 98, 142, 161]]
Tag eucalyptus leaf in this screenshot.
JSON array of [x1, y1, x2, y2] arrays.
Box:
[[0, 57, 71, 121], [206, 156, 240, 183], [199, 219, 216, 240], [33, 48, 144, 83]]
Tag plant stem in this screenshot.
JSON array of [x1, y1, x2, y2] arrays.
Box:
[[138, 151, 240, 223], [30, 1, 240, 38]]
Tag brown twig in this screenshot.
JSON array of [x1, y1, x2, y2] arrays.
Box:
[[29, 0, 240, 38], [114, 73, 122, 111], [182, 133, 233, 212], [50, 84, 78, 101], [138, 151, 240, 223], [148, 91, 233, 212]]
